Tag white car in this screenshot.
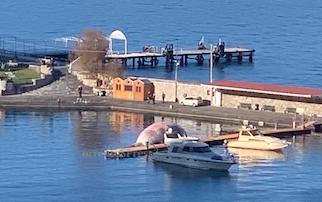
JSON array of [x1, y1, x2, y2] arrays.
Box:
[[180, 97, 203, 107]]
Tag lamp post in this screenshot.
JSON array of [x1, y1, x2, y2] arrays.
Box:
[[174, 61, 180, 102], [210, 44, 213, 83]]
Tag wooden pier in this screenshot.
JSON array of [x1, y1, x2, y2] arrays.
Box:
[[104, 127, 310, 159], [106, 46, 255, 67]]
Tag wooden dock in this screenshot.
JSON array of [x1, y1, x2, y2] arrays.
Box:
[[106, 46, 255, 67], [104, 127, 310, 159]]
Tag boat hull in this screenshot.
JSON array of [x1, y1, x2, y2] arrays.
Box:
[[227, 141, 288, 151], [152, 153, 234, 171]]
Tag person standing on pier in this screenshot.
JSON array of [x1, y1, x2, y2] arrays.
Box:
[[78, 85, 83, 99], [162, 92, 165, 103]]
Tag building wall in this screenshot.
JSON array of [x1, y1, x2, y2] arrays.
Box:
[[221, 94, 322, 115], [149, 78, 214, 103], [133, 80, 144, 101], [122, 79, 134, 100]]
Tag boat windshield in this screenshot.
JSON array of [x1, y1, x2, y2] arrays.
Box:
[[166, 133, 179, 138], [251, 129, 263, 136], [183, 146, 211, 153]]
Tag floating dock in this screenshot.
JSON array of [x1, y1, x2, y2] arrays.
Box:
[[105, 127, 311, 159], [106, 46, 255, 67]]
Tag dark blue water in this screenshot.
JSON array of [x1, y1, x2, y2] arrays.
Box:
[[1, 0, 322, 88], [0, 111, 322, 202], [1, 1, 322, 201]]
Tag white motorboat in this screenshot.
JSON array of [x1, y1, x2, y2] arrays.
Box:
[[153, 140, 236, 171], [163, 127, 199, 145], [226, 126, 290, 151]]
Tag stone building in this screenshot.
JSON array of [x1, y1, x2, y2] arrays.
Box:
[[139, 77, 322, 116], [210, 80, 322, 116]]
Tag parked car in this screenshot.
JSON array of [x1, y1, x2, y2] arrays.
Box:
[[180, 97, 203, 107]]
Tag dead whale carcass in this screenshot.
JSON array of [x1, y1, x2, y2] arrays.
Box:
[[135, 123, 188, 146], [135, 123, 168, 146]]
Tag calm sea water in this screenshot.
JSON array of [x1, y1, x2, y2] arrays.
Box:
[[1, 1, 322, 201], [1, 0, 322, 88], [0, 111, 322, 202]]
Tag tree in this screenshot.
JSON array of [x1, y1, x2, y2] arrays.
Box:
[[70, 29, 124, 84], [70, 29, 124, 88], [72, 29, 108, 72]]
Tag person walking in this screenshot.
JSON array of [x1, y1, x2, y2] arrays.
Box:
[[162, 92, 165, 103], [152, 92, 156, 104], [147, 91, 151, 104]]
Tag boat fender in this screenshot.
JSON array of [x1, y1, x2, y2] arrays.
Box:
[[223, 139, 228, 145]]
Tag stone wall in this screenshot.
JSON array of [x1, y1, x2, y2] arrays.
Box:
[[148, 78, 215, 103], [221, 94, 322, 115], [0, 65, 54, 95], [31, 74, 54, 89]]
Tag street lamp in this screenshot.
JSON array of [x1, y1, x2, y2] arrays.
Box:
[[210, 44, 214, 83], [174, 60, 180, 102]]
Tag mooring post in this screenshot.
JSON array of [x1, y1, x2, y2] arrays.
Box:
[[184, 55, 188, 65], [146, 141, 149, 155], [132, 58, 135, 67]]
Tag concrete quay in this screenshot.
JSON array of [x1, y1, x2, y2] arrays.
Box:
[[0, 73, 317, 127], [0, 94, 305, 128]]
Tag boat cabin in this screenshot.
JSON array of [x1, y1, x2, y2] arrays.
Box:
[[164, 124, 199, 145], [169, 141, 211, 153], [238, 127, 263, 141]]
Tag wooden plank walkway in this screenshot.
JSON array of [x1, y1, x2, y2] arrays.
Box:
[[105, 127, 310, 159]]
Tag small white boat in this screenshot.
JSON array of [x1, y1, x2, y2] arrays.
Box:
[[163, 127, 199, 145], [153, 140, 236, 171], [226, 126, 290, 151]]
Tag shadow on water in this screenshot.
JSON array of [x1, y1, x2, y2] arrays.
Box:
[[152, 161, 231, 179]]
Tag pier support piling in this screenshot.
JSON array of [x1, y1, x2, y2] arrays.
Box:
[[238, 52, 243, 64], [249, 52, 253, 63], [215, 55, 220, 64], [226, 53, 232, 63], [196, 55, 204, 65]]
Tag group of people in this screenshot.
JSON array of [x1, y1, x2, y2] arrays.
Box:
[[147, 91, 166, 104]]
